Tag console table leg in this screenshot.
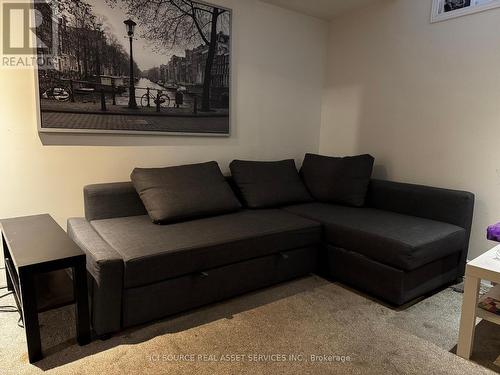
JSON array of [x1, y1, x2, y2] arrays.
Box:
[[73, 261, 90, 345], [2, 233, 13, 291], [19, 270, 42, 363], [457, 275, 480, 359]]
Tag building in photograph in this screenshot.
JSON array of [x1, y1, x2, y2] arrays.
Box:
[[166, 55, 187, 84], [179, 31, 230, 88], [212, 32, 230, 88], [185, 44, 208, 85]]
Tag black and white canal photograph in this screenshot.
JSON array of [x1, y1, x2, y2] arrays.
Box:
[[36, 0, 231, 135]]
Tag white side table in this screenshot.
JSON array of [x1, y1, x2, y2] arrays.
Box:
[[457, 245, 500, 359]]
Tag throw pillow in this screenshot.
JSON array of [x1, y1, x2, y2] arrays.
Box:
[[131, 161, 241, 224]]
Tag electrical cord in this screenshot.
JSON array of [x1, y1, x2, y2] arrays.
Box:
[[0, 302, 23, 328], [0, 267, 24, 328], [0, 291, 13, 299], [0, 291, 19, 315], [450, 277, 492, 295]]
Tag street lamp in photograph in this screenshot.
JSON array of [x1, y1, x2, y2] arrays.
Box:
[[124, 18, 138, 109]]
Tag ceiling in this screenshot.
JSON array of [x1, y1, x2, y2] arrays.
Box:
[[260, 0, 377, 21]]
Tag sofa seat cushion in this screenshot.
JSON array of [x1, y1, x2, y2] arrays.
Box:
[[283, 203, 465, 271], [90, 210, 321, 288]]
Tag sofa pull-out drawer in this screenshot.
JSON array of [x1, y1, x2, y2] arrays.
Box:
[[279, 252, 289, 260], [123, 246, 318, 327]]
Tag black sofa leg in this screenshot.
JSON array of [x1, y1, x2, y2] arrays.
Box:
[[315, 245, 331, 279], [98, 333, 113, 341]]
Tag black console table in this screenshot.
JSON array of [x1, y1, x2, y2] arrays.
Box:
[[1, 214, 91, 363]]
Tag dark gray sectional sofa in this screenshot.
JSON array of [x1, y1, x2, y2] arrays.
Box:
[[68, 160, 474, 337]]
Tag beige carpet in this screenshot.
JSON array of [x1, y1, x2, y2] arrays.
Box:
[[0, 273, 499, 375]]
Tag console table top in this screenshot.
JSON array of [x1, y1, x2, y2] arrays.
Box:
[[0, 214, 84, 271]]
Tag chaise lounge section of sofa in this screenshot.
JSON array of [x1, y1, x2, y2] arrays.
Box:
[[284, 179, 474, 306]]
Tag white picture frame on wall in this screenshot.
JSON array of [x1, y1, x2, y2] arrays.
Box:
[[431, 0, 500, 23]]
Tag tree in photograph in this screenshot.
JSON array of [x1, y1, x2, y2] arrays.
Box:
[[107, 0, 229, 112], [41, 0, 140, 81], [103, 34, 133, 77]]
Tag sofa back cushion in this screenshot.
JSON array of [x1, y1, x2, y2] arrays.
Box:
[[229, 159, 313, 208], [131, 161, 241, 224], [300, 153, 374, 207]]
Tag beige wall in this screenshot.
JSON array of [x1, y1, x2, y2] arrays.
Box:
[[0, 0, 327, 228], [321, 0, 500, 259]]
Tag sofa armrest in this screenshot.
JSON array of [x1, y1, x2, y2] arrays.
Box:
[[366, 179, 475, 276], [366, 179, 475, 228], [68, 218, 123, 335], [84, 182, 146, 221]]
